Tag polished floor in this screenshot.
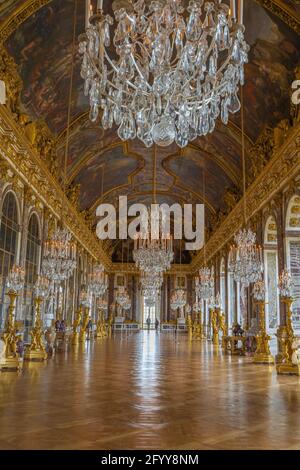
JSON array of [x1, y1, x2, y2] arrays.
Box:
[[1, 331, 300, 450]]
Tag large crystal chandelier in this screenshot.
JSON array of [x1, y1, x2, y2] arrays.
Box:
[[229, 228, 262, 287], [88, 263, 108, 296], [42, 227, 77, 283], [79, 0, 248, 148], [195, 266, 214, 300], [133, 207, 173, 274]]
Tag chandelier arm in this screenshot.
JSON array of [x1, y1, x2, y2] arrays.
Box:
[[129, 53, 152, 90]]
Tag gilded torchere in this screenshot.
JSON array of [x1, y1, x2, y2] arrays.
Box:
[[24, 275, 49, 362], [71, 306, 83, 345], [276, 297, 300, 375], [79, 308, 90, 343], [24, 296, 47, 362], [95, 308, 107, 339], [211, 308, 219, 345], [0, 290, 20, 371], [218, 312, 228, 350], [253, 300, 274, 364], [0, 265, 25, 371]]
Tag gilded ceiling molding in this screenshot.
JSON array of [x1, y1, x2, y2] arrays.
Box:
[[254, 0, 300, 35], [191, 121, 300, 272], [0, 0, 52, 44], [0, 105, 111, 269]]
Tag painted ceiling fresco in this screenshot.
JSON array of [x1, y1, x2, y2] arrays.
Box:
[[1, 0, 300, 262]]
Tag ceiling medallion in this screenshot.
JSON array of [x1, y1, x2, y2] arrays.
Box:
[[79, 0, 249, 147]]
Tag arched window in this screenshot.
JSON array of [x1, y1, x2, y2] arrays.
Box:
[[25, 214, 40, 286], [0, 192, 19, 278]]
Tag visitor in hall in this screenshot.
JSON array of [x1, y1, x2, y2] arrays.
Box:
[[146, 316, 151, 330], [155, 318, 159, 331]]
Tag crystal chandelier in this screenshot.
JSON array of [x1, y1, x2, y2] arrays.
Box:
[[195, 266, 214, 300], [42, 227, 77, 283], [140, 271, 163, 296], [6, 264, 25, 293], [278, 269, 294, 298], [88, 263, 108, 296], [79, 290, 92, 307], [229, 228, 263, 287], [80, 0, 248, 148], [253, 277, 265, 301], [116, 285, 130, 307], [170, 288, 186, 310], [193, 299, 201, 313], [98, 296, 108, 310], [34, 275, 50, 299], [133, 207, 173, 274]]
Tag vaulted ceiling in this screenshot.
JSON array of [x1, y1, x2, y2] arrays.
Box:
[[1, 0, 300, 262]]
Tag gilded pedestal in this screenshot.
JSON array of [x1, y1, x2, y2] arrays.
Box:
[[24, 297, 47, 362], [0, 291, 20, 371], [253, 301, 274, 365]]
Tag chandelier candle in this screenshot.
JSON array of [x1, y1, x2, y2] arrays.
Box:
[[80, 0, 249, 147]]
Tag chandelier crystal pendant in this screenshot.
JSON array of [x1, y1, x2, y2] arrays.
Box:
[[79, 0, 249, 148], [195, 266, 214, 300], [42, 227, 77, 283], [229, 228, 263, 287]]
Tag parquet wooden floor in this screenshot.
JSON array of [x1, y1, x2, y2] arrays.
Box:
[[0, 331, 300, 450]]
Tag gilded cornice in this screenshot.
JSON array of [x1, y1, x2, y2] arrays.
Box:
[[191, 122, 300, 273], [0, 0, 52, 44], [0, 105, 111, 269]]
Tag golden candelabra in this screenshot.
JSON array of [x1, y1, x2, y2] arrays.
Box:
[[0, 291, 21, 371], [79, 308, 90, 342], [218, 311, 228, 349], [193, 312, 205, 340], [187, 314, 193, 341], [24, 296, 47, 362], [72, 306, 83, 344], [211, 308, 219, 345], [107, 313, 114, 338], [276, 297, 300, 375], [253, 300, 274, 364], [95, 308, 108, 339]]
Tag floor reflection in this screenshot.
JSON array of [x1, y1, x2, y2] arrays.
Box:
[[0, 331, 300, 450]]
